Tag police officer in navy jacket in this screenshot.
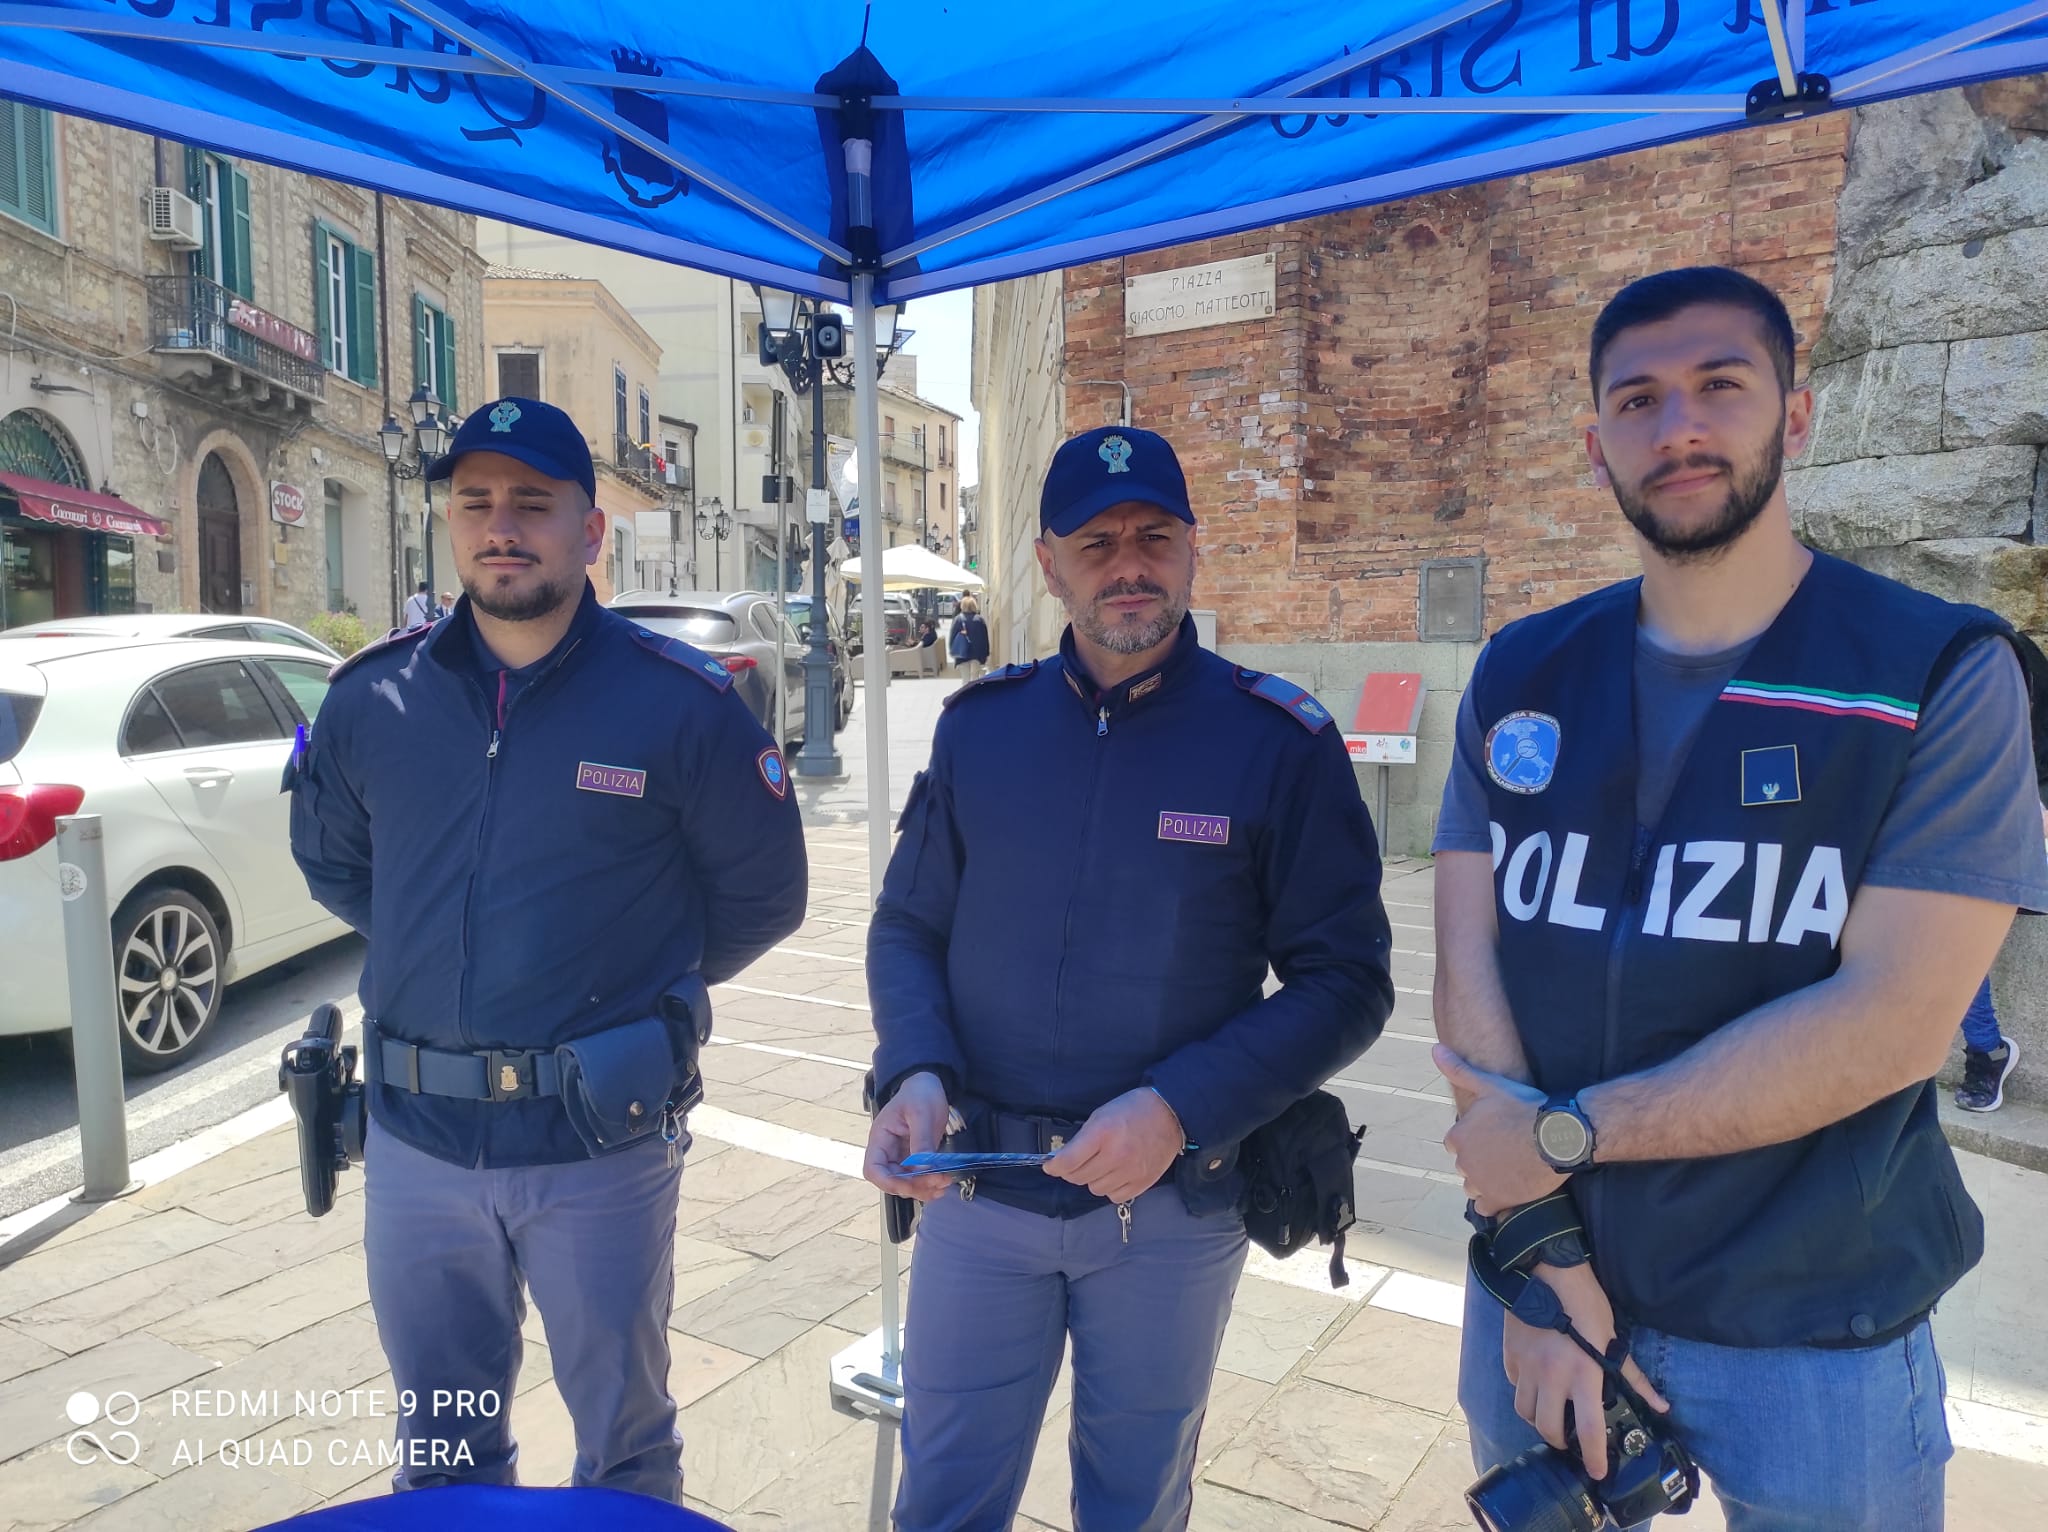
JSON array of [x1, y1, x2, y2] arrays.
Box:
[[1432, 269, 2048, 1528], [865, 424, 1394, 1531], [290, 398, 807, 1502]]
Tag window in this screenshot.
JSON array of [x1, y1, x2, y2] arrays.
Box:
[[259, 659, 332, 724], [0, 102, 57, 236], [142, 662, 286, 750], [613, 366, 628, 439], [638, 387, 651, 448], [314, 228, 378, 386], [884, 414, 895, 440], [498, 351, 540, 399], [412, 295, 457, 412], [749, 604, 781, 643], [939, 424, 948, 463], [0, 693, 44, 764], [940, 482, 948, 511], [120, 689, 182, 757], [323, 480, 346, 610], [187, 147, 252, 299]]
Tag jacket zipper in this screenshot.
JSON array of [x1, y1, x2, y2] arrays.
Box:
[[1048, 695, 1112, 1104]]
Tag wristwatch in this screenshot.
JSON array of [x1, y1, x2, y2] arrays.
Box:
[[1533, 1095, 1598, 1173]]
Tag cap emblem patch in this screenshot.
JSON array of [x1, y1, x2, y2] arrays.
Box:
[[490, 401, 522, 433], [1098, 434, 1132, 474]]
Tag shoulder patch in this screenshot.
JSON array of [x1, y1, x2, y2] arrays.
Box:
[[941, 659, 1038, 709], [630, 628, 734, 693], [327, 623, 432, 683], [1233, 668, 1334, 733]]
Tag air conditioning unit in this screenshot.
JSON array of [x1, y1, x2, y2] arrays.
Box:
[[147, 187, 204, 250]]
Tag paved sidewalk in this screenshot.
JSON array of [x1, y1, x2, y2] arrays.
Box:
[[3, 677, 2047, 1529]]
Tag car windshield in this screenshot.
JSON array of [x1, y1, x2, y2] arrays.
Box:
[[0, 692, 44, 764], [615, 606, 737, 644]]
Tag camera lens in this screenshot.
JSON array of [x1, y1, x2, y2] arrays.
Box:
[[1465, 1447, 1603, 1532]]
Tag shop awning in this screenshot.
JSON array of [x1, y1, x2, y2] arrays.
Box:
[[0, 472, 168, 538]]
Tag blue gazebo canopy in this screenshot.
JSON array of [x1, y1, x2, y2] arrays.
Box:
[[4, 1, 2046, 304]]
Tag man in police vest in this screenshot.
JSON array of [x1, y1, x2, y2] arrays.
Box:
[[1430, 267, 2048, 1528]]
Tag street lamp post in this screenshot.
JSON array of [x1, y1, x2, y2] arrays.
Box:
[[752, 285, 908, 781], [694, 497, 732, 587], [379, 385, 449, 604]]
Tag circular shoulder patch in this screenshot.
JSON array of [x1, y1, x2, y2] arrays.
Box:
[[1484, 710, 1561, 795]]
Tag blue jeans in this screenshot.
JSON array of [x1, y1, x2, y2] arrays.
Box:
[[1960, 977, 2003, 1054], [1460, 1280, 1953, 1530], [896, 1185, 1248, 1532]]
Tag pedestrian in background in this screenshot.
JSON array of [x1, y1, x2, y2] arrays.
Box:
[[289, 396, 807, 1502], [865, 424, 1393, 1531], [948, 594, 989, 681], [400, 580, 436, 629]]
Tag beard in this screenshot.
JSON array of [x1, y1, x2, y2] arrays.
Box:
[[1612, 425, 1785, 565], [460, 556, 577, 622], [1051, 571, 1192, 655]]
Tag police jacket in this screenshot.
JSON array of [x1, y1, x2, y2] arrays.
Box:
[[869, 614, 1395, 1216], [289, 584, 808, 1169], [1474, 552, 2003, 1348]]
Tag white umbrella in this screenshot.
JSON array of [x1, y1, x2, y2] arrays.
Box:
[[841, 543, 985, 592]]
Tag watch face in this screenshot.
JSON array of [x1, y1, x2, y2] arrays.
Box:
[[1537, 1110, 1590, 1165]]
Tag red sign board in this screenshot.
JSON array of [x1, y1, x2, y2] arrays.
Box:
[[1343, 672, 1427, 765], [228, 297, 319, 363], [270, 481, 307, 526]]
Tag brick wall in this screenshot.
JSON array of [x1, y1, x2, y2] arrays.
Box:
[[1060, 115, 1850, 648]]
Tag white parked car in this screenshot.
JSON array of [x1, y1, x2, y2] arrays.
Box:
[[0, 612, 342, 661], [0, 634, 349, 1071]]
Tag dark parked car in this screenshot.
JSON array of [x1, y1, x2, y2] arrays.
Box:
[[608, 591, 810, 747], [785, 595, 855, 732]]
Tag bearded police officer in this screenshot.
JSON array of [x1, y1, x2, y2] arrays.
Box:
[[864, 424, 1395, 1531], [289, 397, 808, 1501], [1432, 268, 2048, 1528]]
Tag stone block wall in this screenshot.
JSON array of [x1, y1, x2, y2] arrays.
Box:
[[1786, 80, 2048, 1105]]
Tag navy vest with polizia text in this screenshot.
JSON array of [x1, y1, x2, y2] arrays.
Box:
[[1471, 551, 2005, 1349]]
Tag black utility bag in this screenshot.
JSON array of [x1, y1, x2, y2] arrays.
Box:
[[1240, 1090, 1364, 1288]]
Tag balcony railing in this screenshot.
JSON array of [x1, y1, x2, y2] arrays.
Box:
[[613, 434, 661, 490], [147, 275, 324, 404]]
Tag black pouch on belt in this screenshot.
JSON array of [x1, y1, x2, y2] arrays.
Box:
[[555, 977, 711, 1156], [1240, 1090, 1365, 1287]]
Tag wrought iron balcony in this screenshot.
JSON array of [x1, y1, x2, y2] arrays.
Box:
[[612, 433, 662, 491], [148, 275, 324, 411]]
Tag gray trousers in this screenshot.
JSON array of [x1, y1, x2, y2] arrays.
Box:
[[896, 1183, 1249, 1532], [362, 1122, 686, 1501]]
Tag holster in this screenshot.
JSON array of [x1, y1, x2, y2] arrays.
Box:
[[277, 1002, 366, 1218]]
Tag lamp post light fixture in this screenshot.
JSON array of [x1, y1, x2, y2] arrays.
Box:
[[749, 284, 913, 780], [379, 389, 450, 600], [694, 496, 732, 589]]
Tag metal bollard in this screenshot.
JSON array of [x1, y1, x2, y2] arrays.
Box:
[[56, 816, 135, 1202]]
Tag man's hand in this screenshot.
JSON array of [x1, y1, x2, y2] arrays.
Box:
[[1436, 1046, 1566, 1215], [1043, 1087, 1185, 1205], [1502, 1263, 1669, 1481], [862, 1072, 955, 1202]]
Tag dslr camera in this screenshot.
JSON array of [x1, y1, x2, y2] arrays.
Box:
[[1465, 1381, 1697, 1531], [278, 1002, 365, 1218]]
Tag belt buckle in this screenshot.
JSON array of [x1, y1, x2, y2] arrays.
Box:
[[485, 1049, 535, 1102]]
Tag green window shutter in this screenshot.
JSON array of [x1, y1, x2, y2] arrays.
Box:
[[16, 106, 53, 234], [351, 245, 378, 387], [0, 104, 21, 222], [183, 142, 205, 200], [412, 295, 429, 392], [436, 309, 457, 414], [311, 222, 333, 369], [229, 168, 253, 299]]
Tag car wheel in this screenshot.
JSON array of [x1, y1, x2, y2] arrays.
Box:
[[111, 887, 224, 1073]]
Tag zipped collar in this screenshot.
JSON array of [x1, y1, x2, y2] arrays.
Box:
[[421, 578, 604, 681], [1056, 611, 1201, 719]]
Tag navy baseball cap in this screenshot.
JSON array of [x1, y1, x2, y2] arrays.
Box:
[[1039, 425, 1194, 538], [427, 397, 598, 504]]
